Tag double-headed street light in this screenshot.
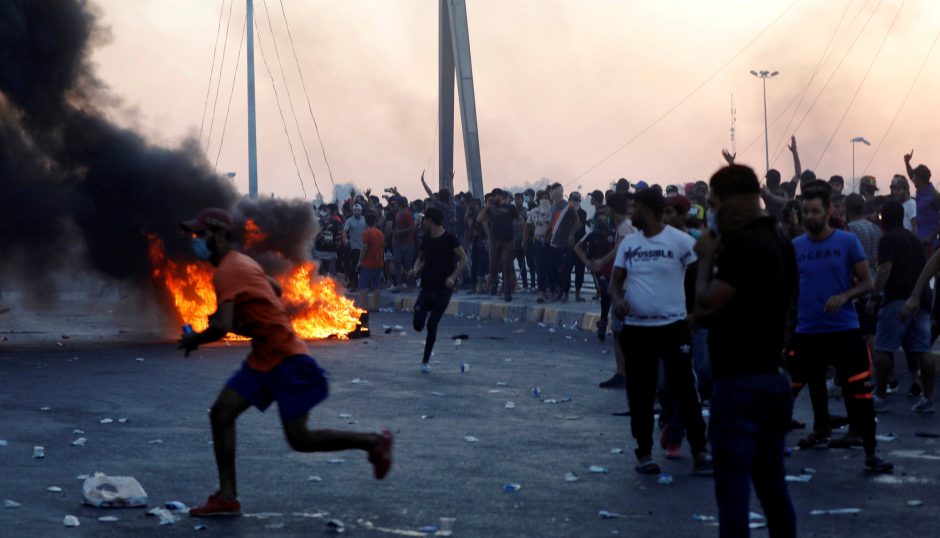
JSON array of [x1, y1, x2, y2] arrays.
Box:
[[850, 137, 871, 192], [750, 70, 779, 174]]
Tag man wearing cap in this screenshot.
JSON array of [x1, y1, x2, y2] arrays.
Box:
[[178, 208, 393, 516], [859, 176, 879, 216], [343, 203, 367, 289], [609, 188, 712, 475]]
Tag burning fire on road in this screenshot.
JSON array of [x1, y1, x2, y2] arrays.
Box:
[[146, 218, 364, 341]]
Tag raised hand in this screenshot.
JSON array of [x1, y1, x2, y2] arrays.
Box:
[[721, 149, 736, 165], [787, 135, 797, 154], [904, 149, 914, 163]]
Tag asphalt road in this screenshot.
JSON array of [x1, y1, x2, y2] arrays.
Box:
[[1, 311, 939, 537]]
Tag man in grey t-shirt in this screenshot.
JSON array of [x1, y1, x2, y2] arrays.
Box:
[[343, 204, 367, 288]]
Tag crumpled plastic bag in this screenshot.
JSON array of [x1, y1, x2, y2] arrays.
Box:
[[82, 473, 148, 508]]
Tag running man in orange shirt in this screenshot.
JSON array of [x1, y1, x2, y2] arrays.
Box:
[[178, 208, 393, 517]]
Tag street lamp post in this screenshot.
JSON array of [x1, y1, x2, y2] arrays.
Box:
[[750, 69, 779, 174], [850, 137, 871, 193]]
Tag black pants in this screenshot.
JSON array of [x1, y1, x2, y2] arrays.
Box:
[[596, 274, 610, 324], [514, 240, 529, 288], [788, 330, 877, 454], [413, 288, 453, 363], [346, 248, 361, 289], [620, 321, 708, 458], [555, 246, 573, 294]]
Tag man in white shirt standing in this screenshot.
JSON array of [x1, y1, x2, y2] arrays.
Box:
[[890, 175, 917, 233], [610, 188, 712, 475]]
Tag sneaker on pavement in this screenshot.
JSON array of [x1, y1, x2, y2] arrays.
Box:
[[912, 397, 935, 414], [420, 363, 431, 374], [828, 432, 864, 449], [598, 373, 626, 389], [692, 453, 713, 475], [190, 493, 241, 517], [886, 380, 899, 394], [634, 456, 660, 474], [873, 395, 891, 413], [864, 454, 894, 473], [797, 430, 831, 449], [368, 429, 394, 480]]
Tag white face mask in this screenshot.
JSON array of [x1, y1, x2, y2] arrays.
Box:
[[539, 200, 550, 210]]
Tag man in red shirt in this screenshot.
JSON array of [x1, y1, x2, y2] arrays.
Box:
[[357, 212, 386, 311], [178, 208, 393, 517]]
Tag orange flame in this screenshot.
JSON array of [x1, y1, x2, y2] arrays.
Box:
[[279, 262, 365, 340], [243, 218, 268, 250], [147, 234, 364, 340], [148, 233, 217, 333]]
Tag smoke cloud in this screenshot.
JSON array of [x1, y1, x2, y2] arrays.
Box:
[[0, 1, 315, 306]]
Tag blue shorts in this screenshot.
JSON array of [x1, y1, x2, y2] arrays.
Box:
[[358, 267, 383, 291], [874, 300, 931, 354], [225, 355, 330, 422]]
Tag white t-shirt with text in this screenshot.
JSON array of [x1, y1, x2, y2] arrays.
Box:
[[613, 225, 696, 327]]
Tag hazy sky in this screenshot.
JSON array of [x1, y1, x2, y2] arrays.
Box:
[[91, 0, 940, 202]]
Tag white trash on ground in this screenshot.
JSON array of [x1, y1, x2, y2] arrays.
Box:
[[82, 473, 148, 508], [63, 515, 80, 527]]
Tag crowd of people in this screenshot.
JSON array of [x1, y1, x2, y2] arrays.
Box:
[[174, 135, 940, 535], [304, 136, 940, 536]]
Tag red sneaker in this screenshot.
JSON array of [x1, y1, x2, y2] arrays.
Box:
[[368, 429, 394, 480], [189, 492, 241, 517]]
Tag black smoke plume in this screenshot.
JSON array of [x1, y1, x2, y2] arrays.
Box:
[[0, 1, 314, 306]]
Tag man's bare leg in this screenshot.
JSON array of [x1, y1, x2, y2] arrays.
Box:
[[282, 416, 381, 452], [614, 334, 626, 376], [919, 353, 936, 400], [209, 388, 252, 501]]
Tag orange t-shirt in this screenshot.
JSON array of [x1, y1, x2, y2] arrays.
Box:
[[361, 227, 385, 269], [213, 251, 308, 371]]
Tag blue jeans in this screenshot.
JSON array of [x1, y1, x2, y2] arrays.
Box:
[[710, 372, 796, 538], [393, 244, 415, 286]]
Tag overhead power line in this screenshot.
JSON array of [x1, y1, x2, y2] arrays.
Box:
[[564, 0, 803, 187], [213, 16, 247, 169], [260, 0, 326, 199], [205, 0, 237, 152], [765, 0, 856, 164], [814, 0, 907, 170], [199, 0, 228, 145], [861, 27, 940, 174], [767, 0, 885, 167], [276, 0, 338, 196], [253, 15, 311, 198]]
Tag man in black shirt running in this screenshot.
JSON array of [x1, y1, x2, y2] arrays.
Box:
[[410, 207, 468, 373]]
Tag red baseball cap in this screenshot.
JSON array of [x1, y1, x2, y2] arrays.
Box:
[[181, 208, 234, 232]]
